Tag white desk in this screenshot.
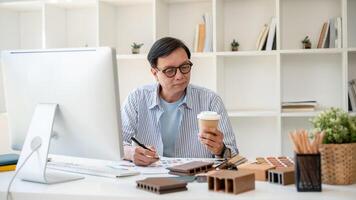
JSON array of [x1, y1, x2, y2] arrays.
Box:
[[0, 170, 355, 200]]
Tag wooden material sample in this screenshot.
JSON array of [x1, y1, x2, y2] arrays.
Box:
[[167, 161, 214, 176], [268, 167, 295, 185], [207, 170, 255, 195], [136, 177, 188, 194], [238, 163, 275, 181]]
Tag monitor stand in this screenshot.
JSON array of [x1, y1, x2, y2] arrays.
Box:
[[16, 103, 84, 184]]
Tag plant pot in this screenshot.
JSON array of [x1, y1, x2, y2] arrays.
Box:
[[231, 46, 239, 51], [303, 43, 311, 49], [132, 48, 140, 54], [319, 143, 356, 185]]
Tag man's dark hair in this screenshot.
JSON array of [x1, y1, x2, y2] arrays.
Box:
[[147, 37, 191, 68]]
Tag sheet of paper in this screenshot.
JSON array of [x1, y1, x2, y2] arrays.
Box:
[[108, 157, 219, 175]]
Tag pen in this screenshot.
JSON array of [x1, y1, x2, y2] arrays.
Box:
[[131, 137, 159, 159], [131, 136, 154, 152]]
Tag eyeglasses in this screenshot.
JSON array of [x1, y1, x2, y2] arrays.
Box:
[[155, 61, 193, 78]]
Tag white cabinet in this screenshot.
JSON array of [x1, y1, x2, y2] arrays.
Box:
[[1, 0, 355, 159], [155, 0, 212, 52], [44, 0, 98, 48], [215, 0, 277, 51], [99, 0, 154, 54], [0, 2, 43, 49]]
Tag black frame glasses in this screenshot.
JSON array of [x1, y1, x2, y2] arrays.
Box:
[[156, 61, 193, 78]]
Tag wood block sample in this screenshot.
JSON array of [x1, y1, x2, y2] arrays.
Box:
[[167, 161, 214, 176], [238, 163, 275, 181], [268, 167, 295, 185], [207, 170, 255, 195], [136, 177, 188, 194]]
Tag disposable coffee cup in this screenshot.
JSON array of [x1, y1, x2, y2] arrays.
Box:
[[197, 111, 220, 132]]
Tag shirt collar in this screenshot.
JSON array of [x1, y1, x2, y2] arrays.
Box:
[[148, 83, 193, 110]]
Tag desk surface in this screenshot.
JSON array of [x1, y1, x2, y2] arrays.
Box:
[[0, 170, 355, 200]]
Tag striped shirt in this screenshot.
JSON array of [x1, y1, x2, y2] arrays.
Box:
[[121, 83, 238, 158]]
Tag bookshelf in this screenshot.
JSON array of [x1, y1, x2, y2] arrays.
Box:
[[0, 0, 355, 159]]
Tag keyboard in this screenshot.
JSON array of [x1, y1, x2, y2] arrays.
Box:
[[47, 161, 140, 178]]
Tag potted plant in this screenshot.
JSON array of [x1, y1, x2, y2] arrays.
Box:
[[311, 107, 356, 185], [131, 42, 143, 54], [301, 36, 311, 49], [231, 39, 239, 51]]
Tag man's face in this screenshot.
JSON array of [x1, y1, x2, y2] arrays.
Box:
[[151, 48, 191, 94]]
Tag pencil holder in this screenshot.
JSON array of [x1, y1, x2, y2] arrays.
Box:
[[295, 154, 322, 192]]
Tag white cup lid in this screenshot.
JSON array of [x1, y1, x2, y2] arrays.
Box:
[[197, 111, 220, 120]]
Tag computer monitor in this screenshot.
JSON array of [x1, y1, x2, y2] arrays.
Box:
[[1, 47, 124, 183]]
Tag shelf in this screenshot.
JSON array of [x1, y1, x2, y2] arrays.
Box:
[[155, 0, 212, 52], [0, 113, 7, 117], [0, 2, 43, 50], [165, 0, 211, 4], [281, 117, 314, 157], [0, 1, 42, 11], [215, 0, 276, 52], [99, 1, 154, 54], [228, 110, 279, 117], [281, 111, 320, 117], [117, 54, 148, 60], [46, 0, 97, 9], [219, 56, 279, 111], [216, 51, 277, 57], [280, 48, 343, 55], [349, 112, 356, 117], [191, 52, 214, 58], [44, 2, 98, 48], [349, 48, 356, 53], [101, 0, 152, 6], [231, 117, 280, 159], [281, 54, 343, 109], [0, 0, 353, 164], [280, 0, 342, 50]]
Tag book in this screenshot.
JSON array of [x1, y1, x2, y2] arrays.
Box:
[[266, 17, 276, 51], [203, 13, 212, 52], [282, 101, 317, 112], [197, 23, 206, 52], [348, 81, 356, 111], [256, 24, 268, 50], [272, 32, 277, 50], [329, 18, 336, 48], [257, 24, 269, 51], [336, 17, 342, 48], [193, 25, 199, 52], [350, 79, 356, 111], [0, 153, 19, 166], [323, 22, 330, 48], [282, 101, 317, 107], [259, 24, 269, 50], [0, 164, 16, 172], [317, 22, 328, 48], [282, 107, 316, 112]]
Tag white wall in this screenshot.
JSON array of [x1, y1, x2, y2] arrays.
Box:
[[0, 114, 11, 154]]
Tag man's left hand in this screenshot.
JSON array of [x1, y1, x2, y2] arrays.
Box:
[[198, 127, 224, 156]]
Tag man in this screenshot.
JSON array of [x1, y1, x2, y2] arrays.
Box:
[[122, 37, 238, 166]]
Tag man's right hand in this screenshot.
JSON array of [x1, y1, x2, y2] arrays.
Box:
[[124, 145, 159, 166]]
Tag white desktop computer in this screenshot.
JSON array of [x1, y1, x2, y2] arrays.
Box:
[[1, 47, 126, 184]]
